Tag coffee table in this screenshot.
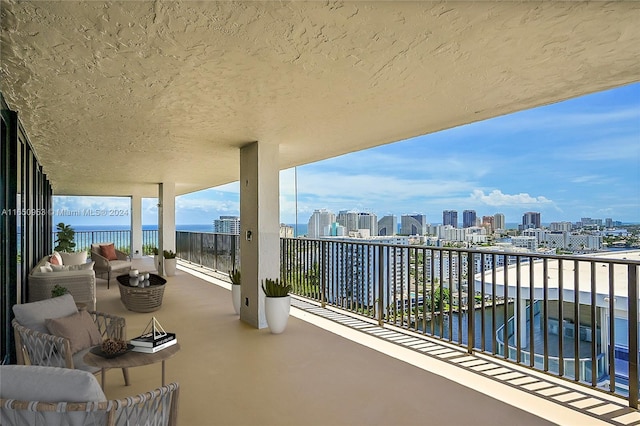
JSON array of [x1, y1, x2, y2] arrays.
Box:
[[116, 273, 167, 312], [83, 343, 180, 390]]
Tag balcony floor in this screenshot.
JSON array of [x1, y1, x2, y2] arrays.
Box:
[[92, 258, 638, 426]]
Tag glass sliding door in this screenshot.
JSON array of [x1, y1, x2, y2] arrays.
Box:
[[0, 93, 53, 364]]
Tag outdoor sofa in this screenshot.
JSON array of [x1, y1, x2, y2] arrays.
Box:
[[28, 251, 96, 310]]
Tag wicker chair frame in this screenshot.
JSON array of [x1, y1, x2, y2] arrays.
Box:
[[1, 382, 179, 426], [12, 311, 128, 381]]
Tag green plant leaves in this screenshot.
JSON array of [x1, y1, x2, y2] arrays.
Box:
[[261, 278, 291, 297]]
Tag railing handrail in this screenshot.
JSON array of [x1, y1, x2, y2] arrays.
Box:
[[282, 237, 640, 266]]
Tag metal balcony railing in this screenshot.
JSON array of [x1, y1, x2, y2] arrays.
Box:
[[280, 237, 639, 408], [176, 231, 239, 274], [50, 230, 159, 255]]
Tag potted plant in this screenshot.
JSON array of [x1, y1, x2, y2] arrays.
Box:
[[163, 250, 177, 277], [54, 222, 76, 252], [229, 269, 241, 315], [262, 278, 292, 334], [51, 284, 68, 298], [152, 247, 161, 272]]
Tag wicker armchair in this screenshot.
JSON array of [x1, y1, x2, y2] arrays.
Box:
[[12, 295, 128, 383], [0, 366, 179, 426], [91, 243, 132, 289]]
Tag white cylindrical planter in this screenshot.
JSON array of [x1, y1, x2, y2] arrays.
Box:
[[164, 258, 177, 277], [232, 285, 241, 315], [264, 295, 291, 334]]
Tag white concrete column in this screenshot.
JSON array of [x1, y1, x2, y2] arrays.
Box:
[[158, 182, 176, 275], [130, 194, 143, 259], [239, 141, 280, 329]]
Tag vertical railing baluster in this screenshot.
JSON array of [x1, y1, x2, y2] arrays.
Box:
[[491, 254, 497, 355], [378, 245, 384, 326], [628, 264, 638, 409], [439, 250, 445, 341], [393, 246, 398, 325], [321, 240, 327, 308], [467, 252, 475, 354], [590, 261, 597, 387], [574, 259, 580, 381], [480, 252, 485, 352], [457, 250, 462, 345], [430, 250, 435, 336], [516, 256, 522, 364], [503, 254, 509, 360], [529, 256, 535, 368], [448, 250, 453, 342], [543, 258, 549, 372], [608, 263, 616, 393], [422, 248, 427, 335], [558, 258, 565, 377]]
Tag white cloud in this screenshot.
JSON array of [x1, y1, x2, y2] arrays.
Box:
[[470, 189, 554, 207], [570, 175, 602, 184]]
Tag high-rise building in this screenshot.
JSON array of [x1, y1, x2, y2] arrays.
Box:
[[482, 216, 494, 232], [400, 214, 427, 235], [322, 235, 409, 308], [358, 212, 378, 236], [443, 210, 458, 228], [378, 215, 397, 236], [549, 222, 572, 232], [213, 216, 240, 235], [279, 224, 294, 238], [463, 210, 476, 228], [522, 211, 541, 229], [493, 213, 505, 230], [308, 209, 336, 238], [337, 210, 359, 232]]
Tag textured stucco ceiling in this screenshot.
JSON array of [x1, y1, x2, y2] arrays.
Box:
[[1, 1, 639, 197]]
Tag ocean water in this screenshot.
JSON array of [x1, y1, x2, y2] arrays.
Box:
[[70, 224, 214, 232]]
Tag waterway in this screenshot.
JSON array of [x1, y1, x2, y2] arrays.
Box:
[[417, 303, 515, 351]]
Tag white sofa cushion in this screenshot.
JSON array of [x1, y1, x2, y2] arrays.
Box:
[[60, 251, 88, 266], [69, 261, 95, 271]]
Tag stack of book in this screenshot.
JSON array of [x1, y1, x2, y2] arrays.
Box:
[[130, 317, 177, 353]]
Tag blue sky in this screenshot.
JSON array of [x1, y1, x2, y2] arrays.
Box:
[[54, 83, 640, 228]]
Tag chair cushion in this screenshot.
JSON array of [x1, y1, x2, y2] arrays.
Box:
[[0, 365, 106, 402], [13, 294, 78, 334], [45, 310, 103, 354], [60, 251, 88, 265], [100, 243, 118, 261], [107, 260, 132, 271]]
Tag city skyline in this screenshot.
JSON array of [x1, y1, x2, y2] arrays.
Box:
[[53, 83, 640, 227]]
